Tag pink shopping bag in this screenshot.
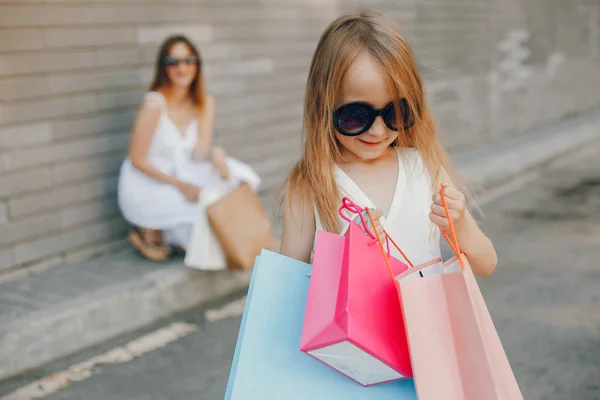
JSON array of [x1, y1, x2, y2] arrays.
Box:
[[300, 198, 414, 387], [385, 187, 523, 400]]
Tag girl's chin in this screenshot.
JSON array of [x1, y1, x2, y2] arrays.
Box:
[[343, 146, 391, 162], [170, 79, 194, 88]]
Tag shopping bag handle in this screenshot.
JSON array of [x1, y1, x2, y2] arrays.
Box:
[[339, 197, 405, 262], [339, 197, 415, 268], [338, 197, 373, 235], [439, 186, 465, 270], [367, 186, 465, 279]]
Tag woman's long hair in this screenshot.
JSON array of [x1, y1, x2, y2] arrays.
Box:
[[149, 35, 206, 113], [279, 9, 465, 233]]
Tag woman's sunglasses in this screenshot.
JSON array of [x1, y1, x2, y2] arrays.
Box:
[[333, 98, 415, 136], [162, 55, 198, 67]]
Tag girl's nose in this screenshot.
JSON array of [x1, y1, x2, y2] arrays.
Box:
[[368, 116, 388, 138]]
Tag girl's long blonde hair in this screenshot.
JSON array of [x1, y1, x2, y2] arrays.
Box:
[[279, 9, 463, 233]]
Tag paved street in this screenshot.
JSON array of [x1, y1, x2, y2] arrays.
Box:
[[1, 144, 600, 400]]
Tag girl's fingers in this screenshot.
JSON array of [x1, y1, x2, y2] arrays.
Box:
[[430, 203, 446, 216], [370, 208, 384, 220], [433, 196, 463, 211], [442, 187, 465, 201], [431, 203, 462, 222], [429, 212, 449, 231]]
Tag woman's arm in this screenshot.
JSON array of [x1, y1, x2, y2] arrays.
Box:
[[279, 190, 316, 264], [194, 94, 230, 179], [194, 93, 216, 160], [128, 98, 183, 188]]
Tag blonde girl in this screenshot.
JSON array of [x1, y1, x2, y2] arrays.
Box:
[[279, 10, 497, 276]]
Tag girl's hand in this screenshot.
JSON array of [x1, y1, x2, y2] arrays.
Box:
[[367, 208, 386, 238], [177, 181, 201, 203], [429, 186, 466, 233]]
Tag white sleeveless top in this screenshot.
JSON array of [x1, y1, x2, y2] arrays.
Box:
[[314, 148, 441, 266], [139, 91, 198, 178], [118, 92, 199, 227]]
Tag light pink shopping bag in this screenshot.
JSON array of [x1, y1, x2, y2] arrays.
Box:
[[300, 198, 413, 386], [389, 187, 523, 400]]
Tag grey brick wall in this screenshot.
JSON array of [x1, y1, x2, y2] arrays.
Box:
[[0, 0, 599, 275]]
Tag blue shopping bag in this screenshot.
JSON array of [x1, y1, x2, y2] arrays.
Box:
[[224, 249, 416, 399]]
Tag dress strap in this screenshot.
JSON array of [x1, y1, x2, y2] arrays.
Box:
[[144, 91, 167, 113]]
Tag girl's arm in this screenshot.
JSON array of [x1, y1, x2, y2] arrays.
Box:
[[279, 190, 316, 264], [448, 203, 497, 277], [128, 99, 184, 188], [430, 170, 498, 277]]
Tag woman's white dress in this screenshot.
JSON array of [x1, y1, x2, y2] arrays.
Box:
[[118, 92, 261, 249]]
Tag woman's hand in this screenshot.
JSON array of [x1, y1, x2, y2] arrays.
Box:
[[429, 186, 467, 233], [177, 181, 201, 203]]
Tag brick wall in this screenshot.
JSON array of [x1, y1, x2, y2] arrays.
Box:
[[0, 0, 599, 275]]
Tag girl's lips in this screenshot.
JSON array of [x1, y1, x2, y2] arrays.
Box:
[[359, 139, 384, 147]]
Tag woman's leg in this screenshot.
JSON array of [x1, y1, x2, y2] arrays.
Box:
[[139, 227, 163, 244], [164, 223, 194, 254], [163, 224, 193, 250], [128, 227, 172, 261]]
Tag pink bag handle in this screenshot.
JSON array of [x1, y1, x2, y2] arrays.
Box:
[[338, 198, 416, 282], [338, 197, 393, 255], [338, 197, 372, 237], [339, 197, 415, 269], [365, 208, 402, 283]]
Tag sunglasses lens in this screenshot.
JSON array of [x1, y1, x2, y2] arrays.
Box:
[[384, 99, 415, 131], [163, 56, 197, 66], [334, 104, 372, 135], [163, 56, 178, 66], [399, 98, 415, 129], [383, 102, 398, 131]]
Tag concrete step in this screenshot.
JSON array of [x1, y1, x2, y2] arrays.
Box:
[[0, 251, 251, 380]]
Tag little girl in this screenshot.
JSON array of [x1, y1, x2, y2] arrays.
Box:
[[279, 10, 497, 276]]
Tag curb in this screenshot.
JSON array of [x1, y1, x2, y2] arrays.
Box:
[[455, 110, 600, 190], [0, 266, 251, 381]]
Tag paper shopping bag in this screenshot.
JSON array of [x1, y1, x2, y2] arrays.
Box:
[[224, 250, 417, 400], [184, 188, 227, 270], [393, 187, 523, 400], [300, 198, 418, 386], [207, 183, 277, 270]]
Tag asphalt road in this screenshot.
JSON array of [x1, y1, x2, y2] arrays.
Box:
[[2, 144, 600, 400]]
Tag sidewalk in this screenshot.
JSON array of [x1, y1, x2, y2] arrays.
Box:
[[1, 108, 599, 381]]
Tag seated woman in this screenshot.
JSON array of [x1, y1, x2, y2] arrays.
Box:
[[118, 35, 261, 261]]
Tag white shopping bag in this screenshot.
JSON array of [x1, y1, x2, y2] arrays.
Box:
[[184, 188, 227, 270]]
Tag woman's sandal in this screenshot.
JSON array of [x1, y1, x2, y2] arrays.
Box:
[[128, 228, 172, 261], [172, 246, 187, 256]]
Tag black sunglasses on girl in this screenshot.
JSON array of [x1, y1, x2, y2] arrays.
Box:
[[162, 55, 198, 66], [333, 98, 415, 136]]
